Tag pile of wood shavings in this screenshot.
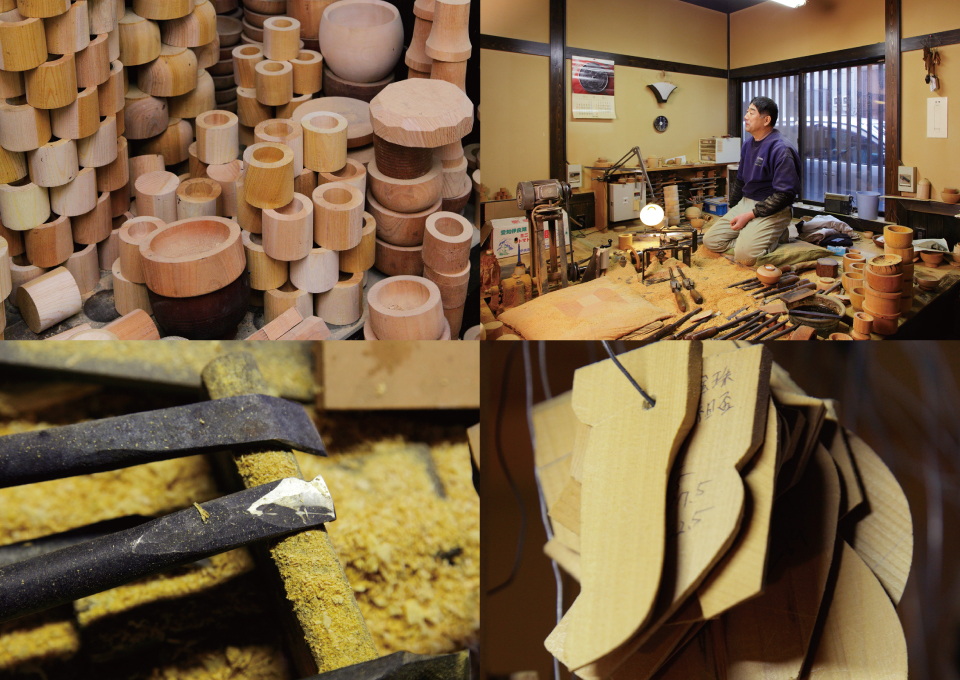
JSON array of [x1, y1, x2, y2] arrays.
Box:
[[0, 608, 79, 671], [136, 645, 289, 680], [296, 440, 479, 656]]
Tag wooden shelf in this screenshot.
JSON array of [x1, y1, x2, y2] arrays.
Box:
[[884, 195, 960, 217]]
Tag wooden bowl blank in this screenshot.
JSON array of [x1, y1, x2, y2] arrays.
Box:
[[366, 192, 439, 246], [423, 210, 471, 274], [942, 191, 960, 205], [217, 15, 243, 45], [242, 0, 285, 14], [319, 0, 403, 84], [867, 254, 902, 275], [321, 67, 393, 102], [367, 158, 441, 213], [864, 267, 903, 293], [852, 311, 873, 335], [883, 225, 913, 248], [756, 264, 781, 285], [863, 284, 901, 315], [860, 300, 899, 335], [149, 268, 251, 339], [139, 216, 246, 297], [367, 274, 443, 340], [291, 96, 373, 148], [920, 251, 944, 266], [849, 286, 865, 311], [883, 244, 914, 262]]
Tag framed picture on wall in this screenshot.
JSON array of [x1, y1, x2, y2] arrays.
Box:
[[898, 166, 917, 193]]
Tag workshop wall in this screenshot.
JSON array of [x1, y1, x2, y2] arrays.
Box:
[[565, 63, 729, 172], [729, 0, 884, 69], [480, 0, 550, 44], [566, 0, 727, 69], [902, 0, 960, 39], [480, 49, 552, 195], [900, 43, 960, 198]]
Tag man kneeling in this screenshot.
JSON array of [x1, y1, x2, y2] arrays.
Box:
[[703, 96, 802, 266]]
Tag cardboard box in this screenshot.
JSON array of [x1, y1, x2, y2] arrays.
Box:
[[490, 213, 571, 260]]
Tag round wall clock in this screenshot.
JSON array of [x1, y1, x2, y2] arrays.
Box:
[[654, 116, 668, 132]]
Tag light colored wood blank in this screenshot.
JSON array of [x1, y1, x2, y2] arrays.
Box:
[[237, 86, 273, 127], [97, 225, 121, 269], [242, 229, 288, 290], [423, 261, 468, 308], [0, 100, 51, 152], [168, 68, 216, 119], [9, 258, 47, 307], [77, 115, 118, 168], [102, 308, 161, 339], [289, 244, 338, 293], [0, 236, 11, 300], [302, 110, 347, 173], [117, 9, 162, 65], [291, 49, 323, 94], [315, 271, 362, 325], [25, 214, 72, 267], [366, 193, 439, 246], [64, 242, 99, 294], [255, 59, 293, 106], [25, 53, 78, 110], [422, 210, 471, 274], [374, 238, 423, 276], [255, 118, 303, 177], [0, 182, 49, 231], [367, 274, 443, 340], [95, 135, 129, 192], [139, 118, 193, 166], [262, 15, 299, 60], [27, 138, 78, 187], [138, 44, 198, 97], [264, 281, 312, 322], [245, 305, 302, 339], [132, 0, 193, 21], [317, 157, 366, 195], [111, 256, 152, 315], [263, 193, 313, 261], [75, 33, 110, 88], [312, 181, 363, 250], [430, 59, 466, 91], [176, 177, 222, 219], [49, 166, 97, 216], [231, 44, 263, 88], [339, 211, 375, 273], [72, 191, 112, 244], [195, 109, 239, 164], [0, 145, 27, 185], [17, 265, 82, 332], [0, 16, 47, 71], [277, 315, 331, 339], [160, 0, 217, 48], [135, 170, 180, 222], [139, 217, 245, 297], [367, 157, 441, 213], [404, 14, 432, 72], [243, 142, 294, 209], [424, 0, 470, 62], [368, 77, 472, 149], [119, 215, 164, 283]]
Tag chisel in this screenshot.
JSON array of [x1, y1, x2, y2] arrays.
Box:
[[0, 394, 326, 489], [647, 307, 703, 342], [766, 323, 801, 340], [0, 474, 336, 623], [726, 276, 757, 289], [686, 311, 761, 340], [670, 312, 718, 340], [752, 318, 792, 340], [678, 266, 704, 304], [669, 267, 687, 312]]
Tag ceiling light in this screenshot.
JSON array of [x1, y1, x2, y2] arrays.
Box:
[[769, 0, 806, 7]]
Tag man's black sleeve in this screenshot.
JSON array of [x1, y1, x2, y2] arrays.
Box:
[[752, 191, 795, 217], [729, 176, 745, 208]]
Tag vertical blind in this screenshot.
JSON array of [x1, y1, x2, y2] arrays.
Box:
[[741, 63, 885, 206]]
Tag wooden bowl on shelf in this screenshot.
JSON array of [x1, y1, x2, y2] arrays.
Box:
[[920, 251, 944, 266], [942, 188, 960, 204], [149, 267, 250, 339]]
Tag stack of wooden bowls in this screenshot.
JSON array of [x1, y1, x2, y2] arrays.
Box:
[[319, 0, 402, 102], [861, 253, 904, 335], [422, 211, 471, 336], [882, 224, 914, 315], [663, 185, 681, 226]]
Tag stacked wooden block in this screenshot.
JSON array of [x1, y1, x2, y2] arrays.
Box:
[[318, 0, 401, 102], [407, 0, 471, 93], [422, 211, 472, 336], [854, 224, 915, 336]]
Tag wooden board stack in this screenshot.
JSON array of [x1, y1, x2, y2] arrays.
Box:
[[537, 341, 913, 680]]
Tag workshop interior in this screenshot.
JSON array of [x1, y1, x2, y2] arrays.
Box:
[[0, 341, 480, 679], [478, 0, 960, 340], [482, 340, 956, 680], [0, 0, 482, 342]]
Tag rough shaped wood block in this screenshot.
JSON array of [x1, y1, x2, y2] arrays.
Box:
[[50, 165, 97, 216], [17, 265, 82, 332], [314, 270, 361, 325], [262, 15, 299, 60], [317, 156, 365, 196], [255, 59, 293, 106], [235, 170, 263, 233], [263, 192, 312, 261], [423, 260, 468, 308], [25, 53, 78, 109], [289, 243, 337, 293], [87, 0, 116, 34], [135, 170, 180, 222], [264, 280, 311, 322], [277, 314, 330, 339], [168, 68, 216, 118], [0, 146, 28, 185], [371, 133, 434, 180], [133, 0, 194, 21], [119, 215, 164, 282], [422, 210, 471, 274], [312, 181, 363, 251], [25, 213, 71, 267], [0, 16, 47, 71], [243, 142, 294, 209], [321, 66, 393, 103], [9, 255, 47, 306], [140, 216, 245, 297], [124, 85, 169, 139], [236, 85, 273, 127], [95, 135, 129, 192], [140, 118, 193, 166], [338, 210, 375, 273], [138, 44, 198, 97], [319, 0, 402, 83], [49, 85, 99, 140], [367, 157, 442, 213], [369, 78, 472, 149], [0, 181, 49, 230], [424, 0, 470, 62], [430, 58, 467, 91], [27, 138, 78, 187], [160, 0, 216, 47], [112, 256, 152, 314], [97, 223, 121, 268], [255, 118, 303, 177], [231, 43, 262, 88], [72, 190, 111, 243], [118, 8, 161, 65], [291, 49, 322, 94], [176, 177, 222, 219], [76, 114, 118, 168], [301, 110, 347, 174], [367, 274, 442, 340], [292, 96, 372, 148], [366, 192, 439, 246], [404, 14, 432, 72], [64, 241, 99, 293], [43, 0, 89, 54], [75, 32, 110, 88], [195, 109, 239, 164], [374, 237, 423, 276], [241, 228, 287, 290], [245, 304, 302, 339], [102, 308, 161, 339], [206, 159, 242, 217]]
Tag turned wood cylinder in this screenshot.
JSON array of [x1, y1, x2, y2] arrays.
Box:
[[405, 15, 432, 72], [168, 68, 216, 118], [118, 9, 161, 65], [25, 213, 72, 267], [369, 78, 473, 150], [0, 182, 49, 230], [430, 59, 467, 91], [132, 0, 193, 21], [160, 0, 217, 47], [302, 110, 347, 173], [235, 171, 262, 233], [67, 328, 118, 340], [315, 270, 362, 325], [64, 241, 99, 294], [243, 142, 294, 209], [18, 266, 82, 333], [0, 100, 51, 152], [366, 192, 439, 246], [0, 146, 28, 185], [139, 118, 193, 166], [255, 118, 303, 177], [76, 115, 118, 168], [87, 0, 116, 34], [206, 159, 243, 217], [26, 54, 78, 109], [1, 222, 24, 258], [424, 0, 470, 62], [50, 165, 97, 216], [255, 59, 293, 106], [96, 136, 129, 192], [232, 44, 263, 88], [312, 181, 363, 250], [28, 138, 78, 187], [291, 49, 323, 94], [102, 308, 161, 339], [423, 260, 468, 308], [294, 167, 317, 196], [0, 17, 47, 71], [75, 33, 110, 88], [138, 44, 198, 97], [339, 211, 376, 273], [276, 93, 311, 120], [193, 37, 220, 70], [375, 238, 423, 276], [176, 178, 222, 219], [289, 243, 337, 293], [367, 157, 442, 213], [236, 86, 273, 127], [0, 70, 25, 100], [119, 215, 164, 282], [262, 192, 312, 261], [368, 274, 443, 340], [423, 210, 471, 274], [10, 256, 48, 307], [128, 154, 166, 190], [124, 86, 169, 139], [50, 86, 99, 141], [242, 228, 287, 290], [317, 157, 366, 196], [372, 134, 434, 180], [264, 280, 311, 322], [72, 190, 111, 243], [195, 109, 239, 163], [0, 235, 10, 300], [134, 170, 180, 222], [112, 256, 152, 315], [263, 15, 299, 60], [97, 224, 121, 269]]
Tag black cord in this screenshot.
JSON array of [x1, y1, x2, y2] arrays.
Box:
[[601, 341, 656, 408], [488, 344, 528, 596]]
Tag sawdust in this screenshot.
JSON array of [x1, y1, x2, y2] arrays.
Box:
[[234, 450, 303, 487], [138, 644, 289, 680], [296, 441, 479, 656], [0, 608, 80, 672]]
